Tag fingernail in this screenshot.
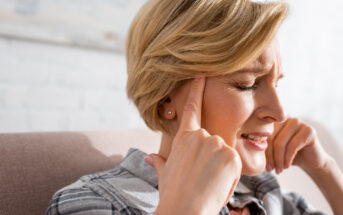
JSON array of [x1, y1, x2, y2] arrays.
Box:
[[144, 155, 153, 166], [266, 164, 273, 172], [276, 168, 281, 174]]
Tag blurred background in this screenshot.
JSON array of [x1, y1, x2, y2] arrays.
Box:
[[0, 0, 342, 146], [0, 0, 342, 213]]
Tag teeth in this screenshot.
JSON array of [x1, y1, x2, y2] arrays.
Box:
[[248, 135, 260, 141], [244, 134, 267, 142], [261, 136, 267, 141]]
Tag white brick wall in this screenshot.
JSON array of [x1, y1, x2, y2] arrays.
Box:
[[0, 38, 146, 132]]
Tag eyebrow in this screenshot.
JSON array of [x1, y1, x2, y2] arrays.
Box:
[[236, 63, 272, 74], [236, 66, 284, 80]]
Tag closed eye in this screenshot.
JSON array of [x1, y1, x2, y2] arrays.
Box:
[[234, 82, 258, 91]]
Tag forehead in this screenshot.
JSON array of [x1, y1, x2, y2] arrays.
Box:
[[234, 39, 282, 76]]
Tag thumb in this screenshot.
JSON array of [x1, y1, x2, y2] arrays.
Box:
[[224, 178, 239, 207], [144, 153, 166, 178]]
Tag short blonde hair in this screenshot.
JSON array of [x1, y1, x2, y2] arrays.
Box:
[[126, 0, 288, 132]]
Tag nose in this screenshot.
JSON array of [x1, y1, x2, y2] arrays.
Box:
[[255, 86, 286, 123]]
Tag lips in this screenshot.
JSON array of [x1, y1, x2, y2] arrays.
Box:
[[241, 133, 270, 151]]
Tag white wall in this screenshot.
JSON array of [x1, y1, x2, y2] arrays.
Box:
[[277, 0, 343, 148], [0, 38, 145, 132], [0, 0, 342, 146]]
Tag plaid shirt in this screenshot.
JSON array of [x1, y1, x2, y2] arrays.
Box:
[[46, 148, 327, 215]]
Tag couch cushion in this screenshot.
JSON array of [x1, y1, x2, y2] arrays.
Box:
[[0, 129, 161, 215]]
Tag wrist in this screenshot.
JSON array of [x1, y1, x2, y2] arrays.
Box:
[[304, 155, 335, 179], [301, 155, 343, 215]]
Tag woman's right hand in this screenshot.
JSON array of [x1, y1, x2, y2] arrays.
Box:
[[144, 77, 242, 215]]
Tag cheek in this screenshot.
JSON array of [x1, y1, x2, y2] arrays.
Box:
[[202, 87, 254, 146]]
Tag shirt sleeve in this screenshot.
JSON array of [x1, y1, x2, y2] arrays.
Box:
[[282, 191, 328, 215], [45, 187, 117, 215]]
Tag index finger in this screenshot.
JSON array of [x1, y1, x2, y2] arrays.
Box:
[[178, 76, 206, 132]]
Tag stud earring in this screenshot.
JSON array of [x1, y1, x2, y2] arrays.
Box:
[[167, 110, 172, 115]]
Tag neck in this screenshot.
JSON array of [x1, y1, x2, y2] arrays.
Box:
[[158, 133, 174, 160]]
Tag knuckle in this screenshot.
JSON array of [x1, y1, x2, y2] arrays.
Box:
[[291, 118, 301, 126], [183, 102, 198, 112], [186, 129, 208, 146], [221, 147, 240, 162], [207, 135, 224, 148], [231, 150, 241, 164], [196, 128, 208, 138], [212, 135, 225, 144], [227, 150, 242, 172], [302, 124, 313, 135], [301, 124, 316, 143], [286, 142, 297, 153]]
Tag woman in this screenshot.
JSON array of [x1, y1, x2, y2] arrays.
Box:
[[46, 0, 343, 214]]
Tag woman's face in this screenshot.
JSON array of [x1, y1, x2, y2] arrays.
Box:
[[170, 39, 286, 176], [202, 40, 286, 176]]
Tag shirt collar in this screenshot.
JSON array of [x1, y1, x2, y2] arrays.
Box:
[[119, 148, 159, 188], [118, 148, 266, 213]]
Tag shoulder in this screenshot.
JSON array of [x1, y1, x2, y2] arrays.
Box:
[[282, 191, 327, 215], [239, 171, 327, 214], [45, 184, 114, 215], [45, 165, 155, 215]]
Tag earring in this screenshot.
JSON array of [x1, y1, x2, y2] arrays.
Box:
[[164, 109, 175, 119]]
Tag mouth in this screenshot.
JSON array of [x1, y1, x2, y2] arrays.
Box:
[[241, 133, 269, 151]]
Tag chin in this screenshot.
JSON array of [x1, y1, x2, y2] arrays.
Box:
[[235, 138, 267, 176], [240, 154, 266, 176], [242, 165, 265, 176]]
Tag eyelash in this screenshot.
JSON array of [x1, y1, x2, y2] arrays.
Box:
[[231, 75, 282, 91], [235, 82, 258, 91], [235, 80, 280, 91]]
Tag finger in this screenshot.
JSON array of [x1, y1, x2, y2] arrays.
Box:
[[265, 137, 275, 172], [178, 76, 206, 132], [265, 120, 288, 172], [273, 118, 300, 173], [223, 178, 239, 207], [271, 114, 291, 138], [272, 115, 288, 135], [284, 125, 312, 169], [144, 154, 166, 180]]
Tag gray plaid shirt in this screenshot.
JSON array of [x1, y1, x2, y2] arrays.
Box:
[[46, 148, 327, 215]]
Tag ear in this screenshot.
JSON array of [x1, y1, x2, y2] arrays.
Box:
[[158, 97, 176, 120]]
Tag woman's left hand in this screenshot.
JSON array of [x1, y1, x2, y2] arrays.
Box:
[[265, 117, 330, 174]]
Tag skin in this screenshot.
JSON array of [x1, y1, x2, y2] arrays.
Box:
[[145, 39, 343, 214], [159, 39, 285, 176]]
